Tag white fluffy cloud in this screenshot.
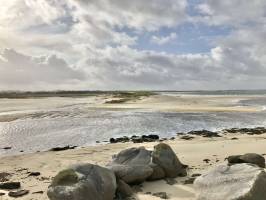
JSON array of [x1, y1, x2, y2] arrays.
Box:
[[0, 0, 266, 90], [151, 33, 177, 45], [0, 49, 85, 90]]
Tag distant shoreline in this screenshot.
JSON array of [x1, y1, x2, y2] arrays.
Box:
[[1, 89, 266, 98]]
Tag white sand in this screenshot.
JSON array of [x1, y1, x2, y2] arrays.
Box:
[[1, 133, 266, 200]]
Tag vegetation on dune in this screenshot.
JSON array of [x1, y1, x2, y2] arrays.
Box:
[[0, 91, 155, 99], [105, 91, 155, 104]]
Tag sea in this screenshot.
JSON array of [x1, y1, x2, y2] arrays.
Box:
[[1, 90, 266, 156]]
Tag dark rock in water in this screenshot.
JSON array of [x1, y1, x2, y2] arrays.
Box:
[[194, 164, 266, 200], [110, 135, 159, 144], [131, 137, 143, 143], [0, 182, 21, 190], [47, 164, 117, 200], [108, 147, 153, 184], [223, 127, 266, 135], [227, 153, 265, 168], [8, 190, 29, 197], [141, 135, 160, 142], [147, 163, 165, 181], [2, 147, 11, 150], [28, 172, 41, 177], [152, 143, 187, 178], [115, 179, 134, 199], [110, 137, 130, 144], [180, 135, 195, 140], [109, 164, 153, 184], [50, 146, 77, 151], [187, 130, 221, 137], [110, 138, 116, 143], [152, 192, 169, 199]]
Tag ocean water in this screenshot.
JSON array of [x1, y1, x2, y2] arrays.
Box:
[[0, 91, 266, 156]]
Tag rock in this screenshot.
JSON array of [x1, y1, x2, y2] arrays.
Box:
[[191, 173, 201, 177], [194, 163, 266, 200], [115, 179, 134, 199], [231, 137, 238, 140], [180, 135, 195, 140], [8, 190, 29, 197], [152, 143, 187, 178], [223, 127, 266, 135], [131, 137, 143, 143], [183, 177, 196, 184], [0, 192, 5, 196], [227, 153, 265, 168], [203, 159, 210, 163], [164, 178, 177, 185], [0, 172, 11, 182], [33, 191, 44, 194], [141, 134, 160, 142], [111, 147, 152, 166], [110, 138, 116, 143], [49, 145, 77, 151], [109, 164, 153, 184], [2, 147, 11, 150], [110, 135, 159, 144], [28, 172, 41, 176], [147, 163, 165, 181], [0, 182, 20, 190], [187, 130, 221, 137], [152, 192, 169, 199], [110, 137, 130, 144], [108, 147, 153, 184], [47, 163, 117, 200]]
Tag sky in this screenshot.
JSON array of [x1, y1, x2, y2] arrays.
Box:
[[0, 0, 266, 91]]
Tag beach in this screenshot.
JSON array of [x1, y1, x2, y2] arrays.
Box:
[[1, 132, 266, 200], [1, 92, 266, 156], [1, 91, 266, 199]]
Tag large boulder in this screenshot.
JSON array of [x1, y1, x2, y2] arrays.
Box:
[[152, 143, 187, 178], [115, 179, 134, 199], [228, 153, 265, 168], [109, 164, 153, 184], [194, 163, 266, 200], [147, 163, 165, 181], [111, 147, 152, 165], [47, 163, 117, 200], [108, 147, 153, 184]]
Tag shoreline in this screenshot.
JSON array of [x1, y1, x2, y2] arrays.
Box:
[[1, 128, 266, 199]]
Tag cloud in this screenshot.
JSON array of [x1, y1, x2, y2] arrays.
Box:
[[151, 32, 177, 45], [0, 49, 85, 90], [0, 0, 266, 90], [196, 0, 266, 26]]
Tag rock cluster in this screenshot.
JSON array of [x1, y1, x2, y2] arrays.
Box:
[[223, 127, 266, 135], [110, 134, 160, 144], [186, 130, 222, 137], [48, 143, 187, 200]]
